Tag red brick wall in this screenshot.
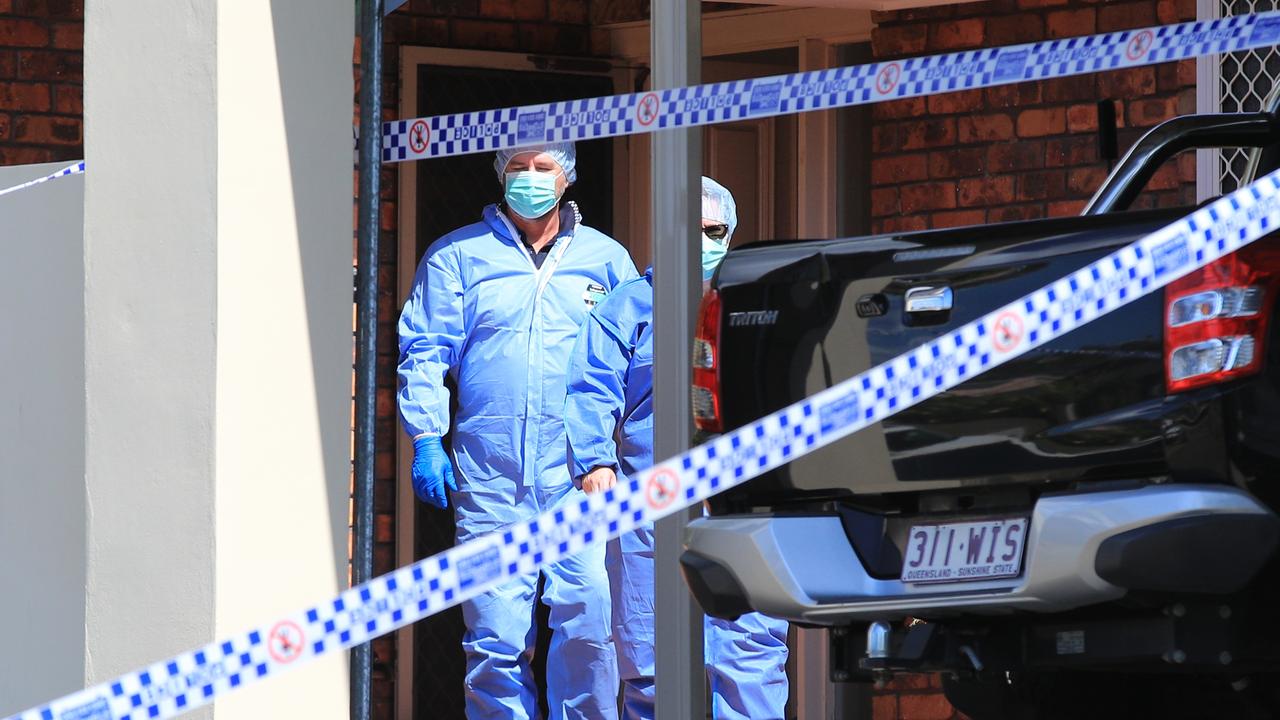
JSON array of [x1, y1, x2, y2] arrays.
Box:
[[868, 3, 1196, 716], [0, 0, 82, 165], [869, 0, 1197, 237]]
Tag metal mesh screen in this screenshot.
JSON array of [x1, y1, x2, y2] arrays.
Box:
[[1220, 0, 1280, 191]]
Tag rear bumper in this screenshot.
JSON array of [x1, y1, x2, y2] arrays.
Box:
[[681, 485, 1278, 624]]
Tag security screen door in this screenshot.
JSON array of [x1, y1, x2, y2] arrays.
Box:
[[409, 61, 615, 719]]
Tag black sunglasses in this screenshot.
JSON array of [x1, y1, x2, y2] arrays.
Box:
[[702, 224, 730, 241]]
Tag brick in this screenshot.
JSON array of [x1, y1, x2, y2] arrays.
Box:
[[1098, 1, 1155, 31], [51, 21, 81, 50], [0, 18, 47, 47], [878, 215, 929, 233], [901, 181, 957, 212], [1157, 60, 1194, 93], [12, 114, 79, 144], [928, 18, 984, 50], [1017, 107, 1065, 137], [1148, 163, 1180, 191], [17, 50, 81, 82], [989, 140, 1044, 172], [874, 97, 926, 120], [872, 187, 899, 217], [1043, 75, 1096, 103], [549, 0, 585, 22], [1018, 169, 1066, 201], [929, 147, 985, 178], [958, 176, 1015, 206], [872, 693, 899, 720], [874, 24, 928, 57], [872, 154, 929, 184], [985, 82, 1040, 108], [985, 14, 1043, 46], [1157, 0, 1194, 24], [1017, 0, 1067, 7], [0, 112, 8, 140], [1067, 166, 1109, 195], [933, 208, 986, 228], [897, 4, 958, 21], [958, 113, 1013, 143], [0, 0, 11, 11], [0, 81, 50, 111], [410, 17, 449, 45], [1067, 103, 1098, 133], [1177, 87, 1196, 116], [873, 124, 902, 153], [1128, 96, 1177, 127], [899, 691, 955, 720], [1046, 136, 1098, 167], [1046, 7, 1095, 38], [0, 51, 14, 79], [901, 118, 956, 150], [990, 204, 1045, 222], [927, 89, 983, 115], [0, 145, 53, 164], [420, 0, 480, 14], [1178, 150, 1197, 183], [452, 19, 517, 50], [1048, 199, 1088, 216]]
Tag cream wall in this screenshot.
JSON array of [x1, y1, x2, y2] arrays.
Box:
[[0, 163, 86, 714], [82, 1, 353, 717]]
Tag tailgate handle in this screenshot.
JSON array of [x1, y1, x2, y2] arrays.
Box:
[[905, 286, 953, 313]]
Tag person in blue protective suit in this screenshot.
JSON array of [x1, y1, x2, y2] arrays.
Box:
[[397, 141, 638, 720], [563, 176, 790, 720]]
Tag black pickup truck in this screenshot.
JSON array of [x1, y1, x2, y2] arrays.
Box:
[[681, 105, 1280, 718]]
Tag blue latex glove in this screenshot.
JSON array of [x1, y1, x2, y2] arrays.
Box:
[[411, 436, 457, 509]]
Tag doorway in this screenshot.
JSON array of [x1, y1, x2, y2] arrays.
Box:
[[396, 48, 621, 719]]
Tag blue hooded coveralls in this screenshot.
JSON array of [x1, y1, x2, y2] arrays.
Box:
[[398, 202, 637, 719], [564, 269, 791, 720]]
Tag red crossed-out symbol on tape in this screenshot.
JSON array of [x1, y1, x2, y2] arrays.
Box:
[[268, 620, 305, 664], [875, 63, 902, 95], [991, 311, 1024, 353], [645, 468, 680, 510], [637, 93, 660, 127], [1126, 29, 1154, 61], [409, 120, 430, 154]]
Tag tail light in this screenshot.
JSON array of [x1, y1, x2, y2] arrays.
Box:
[[1164, 244, 1280, 393], [692, 289, 723, 432]]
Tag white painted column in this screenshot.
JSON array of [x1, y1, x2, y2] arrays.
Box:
[[84, 2, 353, 718]]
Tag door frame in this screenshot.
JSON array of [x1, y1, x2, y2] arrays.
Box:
[[394, 45, 629, 720]]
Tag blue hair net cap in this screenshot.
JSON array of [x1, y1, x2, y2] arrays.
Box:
[[494, 142, 577, 185], [701, 176, 738, 244]]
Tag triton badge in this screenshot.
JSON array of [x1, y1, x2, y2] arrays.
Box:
[[728, 310, 779, 327]]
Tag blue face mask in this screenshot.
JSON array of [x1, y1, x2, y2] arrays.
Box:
[[504, 170, 562, 219], [701, 235, 729, 281]]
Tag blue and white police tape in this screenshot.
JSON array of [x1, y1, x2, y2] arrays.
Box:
[[0, 161, 84, 199], [384, 11, 1280, 162], [11, 147, 1280, 720], [9, 13, 1280, 191]]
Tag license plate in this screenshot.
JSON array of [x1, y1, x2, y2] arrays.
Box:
[[900, 517, 1029, 585]]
